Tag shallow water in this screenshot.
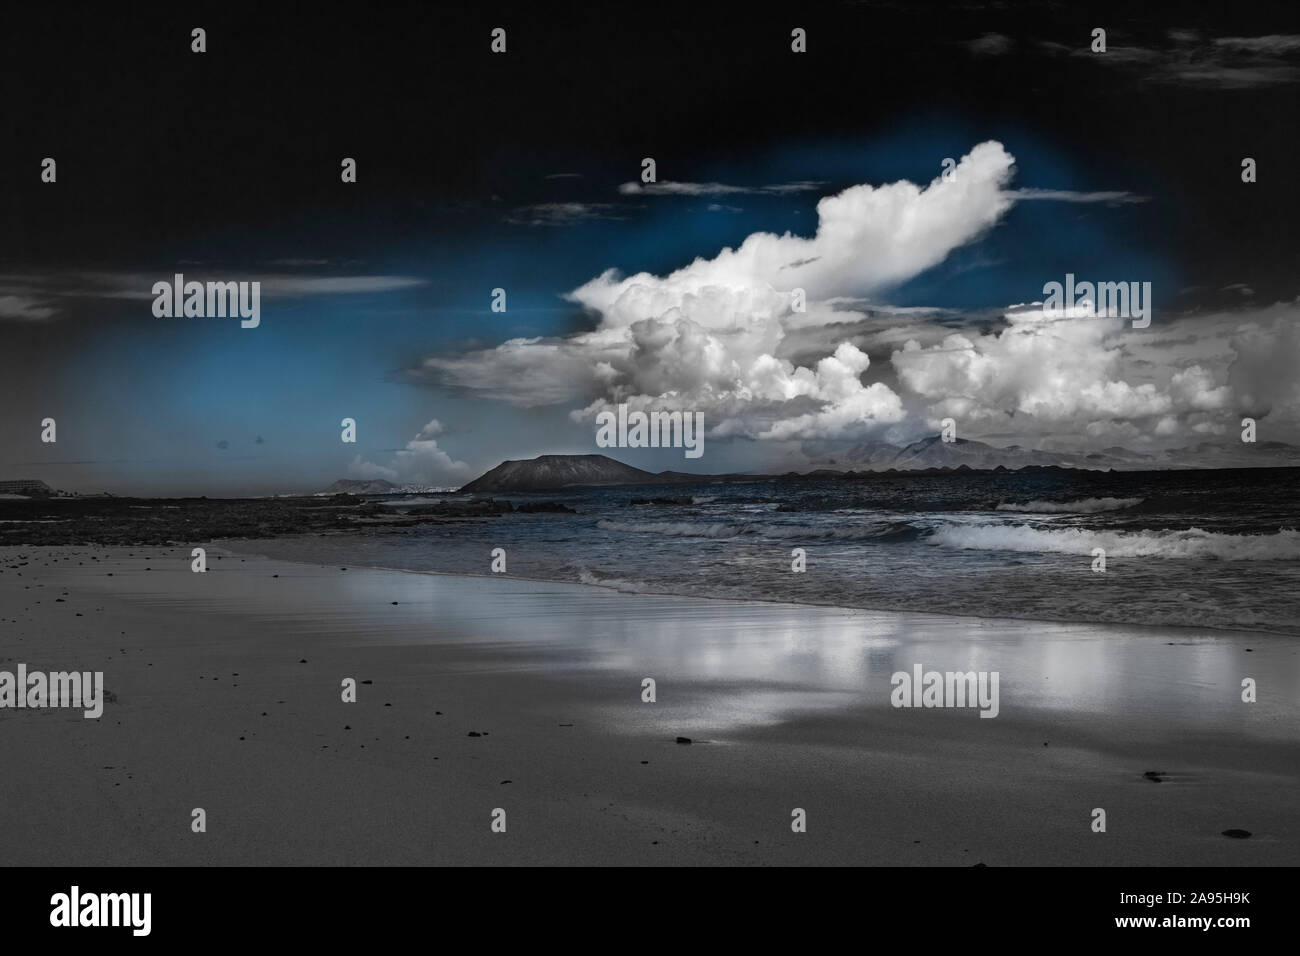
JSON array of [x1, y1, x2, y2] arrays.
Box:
[[241, 468, 1300, 635], [26, 546, 1300, 738]]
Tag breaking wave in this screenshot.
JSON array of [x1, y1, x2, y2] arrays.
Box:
[[576, 566, 647, 592], [994, 496, 1143, 513], [595, 518, 927, 542], [929, 524, 1300, 560]]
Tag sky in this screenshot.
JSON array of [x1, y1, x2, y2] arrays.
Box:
[[2, 1, 1299, 495]]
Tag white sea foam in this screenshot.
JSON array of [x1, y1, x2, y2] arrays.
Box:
[[595, 518, 915, 541], [995, 496, 1143, 513], [930, 523, 1300, 560], [576, 566, 647, 592]]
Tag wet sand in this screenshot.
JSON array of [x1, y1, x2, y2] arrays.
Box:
[[1, 544, 1297, 865]]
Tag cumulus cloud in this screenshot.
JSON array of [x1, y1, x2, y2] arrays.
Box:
[[1228, 312, 1300, 417], [596, 140, 1015, 305], [413, 337, 615, 407], [890, 303, 1249, 445], [423, 142, 1017, 441], [409, 140, 1300, 454], [348, 419, 473, 485]]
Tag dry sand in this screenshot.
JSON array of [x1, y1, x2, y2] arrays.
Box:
[[1, 544, 1297, 865]]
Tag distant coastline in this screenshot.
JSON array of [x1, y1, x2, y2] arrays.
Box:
[[457, 449, 1300, 494]]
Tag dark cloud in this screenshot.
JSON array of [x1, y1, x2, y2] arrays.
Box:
[[966, 33, 1013, 56], [1038, 31, 1300, 87]]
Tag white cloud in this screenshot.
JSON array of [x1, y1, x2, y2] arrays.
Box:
[[890, 303, 1254, 444], [427, 142, 1016, 441], [593, 140, 1015, 306], [414, 337, 614, 407], [349, 419, 473, 485], [411, 140, 1300, 453], [1228, 310, 1300, 417]]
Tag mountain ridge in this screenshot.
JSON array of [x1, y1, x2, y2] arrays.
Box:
[[451, 439, 1300, 492]]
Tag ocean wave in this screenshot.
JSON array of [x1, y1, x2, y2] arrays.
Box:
[[597, 519, 748, 538], [595, 518, 926, 542], [929, 523, 1300, 560], [575, 566, 647, 592], [759, 521, 927, 541], [994, 496, 1143, 513]]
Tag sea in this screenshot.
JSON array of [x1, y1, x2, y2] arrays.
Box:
[[238, 467, 1300, 636]]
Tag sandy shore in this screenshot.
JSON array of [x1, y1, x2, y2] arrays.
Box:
[[1, 544, 1297, 866]]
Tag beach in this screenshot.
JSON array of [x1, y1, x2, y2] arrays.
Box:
[[2, 543, 1297, 866]]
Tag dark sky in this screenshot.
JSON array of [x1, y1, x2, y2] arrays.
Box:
[[3, 1, 1299, 493]]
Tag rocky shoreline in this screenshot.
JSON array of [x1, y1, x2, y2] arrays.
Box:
[[0, 495, 576, 547]]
